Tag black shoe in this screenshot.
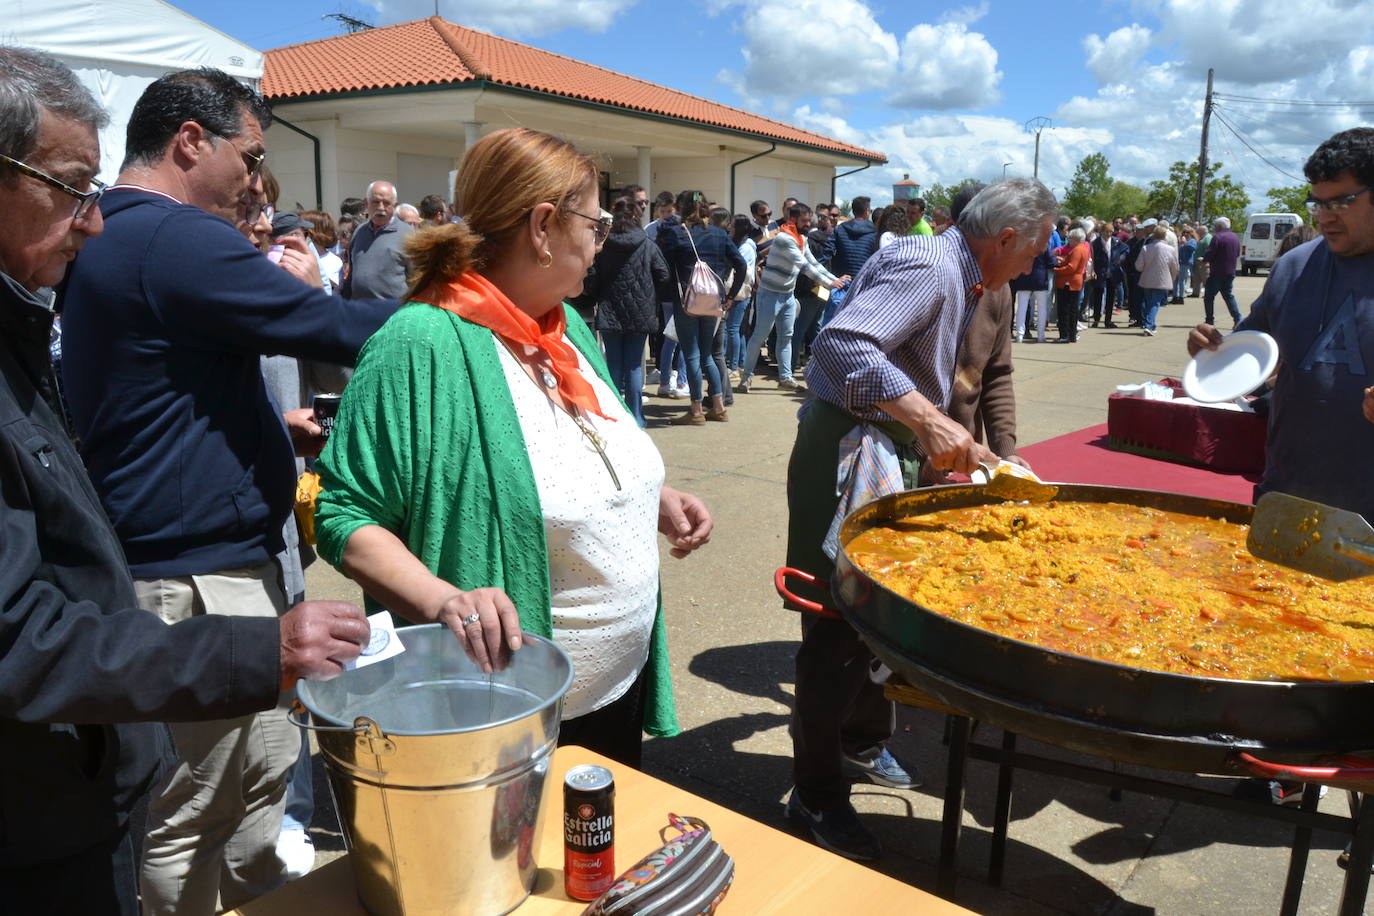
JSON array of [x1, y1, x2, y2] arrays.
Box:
[[785, 790, 882, 861], [1104, 322, 1119, 329]]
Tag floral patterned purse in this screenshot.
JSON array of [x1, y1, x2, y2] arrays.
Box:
[[580, 814, 734, 915]]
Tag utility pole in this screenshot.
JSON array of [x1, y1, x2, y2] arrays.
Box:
[[1025, 117, 1051, 180], [1195, 68, 1214, 223], [324, 12, 375, 33]]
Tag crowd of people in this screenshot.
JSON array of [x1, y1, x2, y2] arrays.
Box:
[[4, 38, 1374, 915]]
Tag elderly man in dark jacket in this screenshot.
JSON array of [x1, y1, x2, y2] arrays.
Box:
[[0, 47, 368, 916], [574, 195, 673, 426]]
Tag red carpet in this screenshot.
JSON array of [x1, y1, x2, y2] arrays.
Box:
[[1017, 423, 1261, 505]]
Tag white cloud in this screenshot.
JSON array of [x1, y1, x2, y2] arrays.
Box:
[[729, 0, 898, 100], [721, 0, 999, 110], [939, 2, 989, 26], [1145, 0, 1369, 85], [1083, 25, 1152, 85], [366, 0, 636, 35], [889, 21, 1001, 109]]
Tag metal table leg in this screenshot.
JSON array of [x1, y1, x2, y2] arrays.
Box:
[[988, 731, 1016, 886], [1277, 783, 1319, 916], [1339, 793, 1374, 916], [938, 713, 971, 899]]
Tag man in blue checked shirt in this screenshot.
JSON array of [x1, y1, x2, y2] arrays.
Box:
[[783, 177, 1058, 862]]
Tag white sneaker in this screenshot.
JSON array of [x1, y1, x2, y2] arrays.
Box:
[[673, 385, 690, 398], [276, 828, 315, 881], [647, 369, 661, 385], [657, 385, 681, 399]]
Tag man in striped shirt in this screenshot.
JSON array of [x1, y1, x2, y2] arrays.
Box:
[[737, 203, 851, 392], [784, 178, 1058, 861]]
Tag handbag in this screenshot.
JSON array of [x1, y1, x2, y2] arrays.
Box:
[[581, 814, 733, 916], [678, 227, 727, 318]]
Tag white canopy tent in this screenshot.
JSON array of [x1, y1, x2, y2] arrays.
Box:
[[3, 0, 263, 180]]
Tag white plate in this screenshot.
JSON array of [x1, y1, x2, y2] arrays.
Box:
[[1182, 330, 1279, 403]]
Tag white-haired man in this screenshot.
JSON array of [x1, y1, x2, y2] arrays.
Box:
[[785, 177, 1057, 861], [342, 178, 412, 298], [1201, 216, 1241, 328]]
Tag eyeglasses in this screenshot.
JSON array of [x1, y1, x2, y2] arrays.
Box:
[[203, 127, 266, 177], [0, 154, 106, 220], [1305, 187, 1370, 214], [244, 202, 275, 223], [565, 207, 612, 245]]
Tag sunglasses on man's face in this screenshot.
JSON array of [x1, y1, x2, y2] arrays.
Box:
[[202, 127, 266, 177], [0, 153, 105, 220]]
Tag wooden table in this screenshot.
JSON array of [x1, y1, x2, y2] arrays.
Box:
[[226, 745, 973, 915]]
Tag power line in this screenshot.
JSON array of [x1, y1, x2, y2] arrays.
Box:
[[1209, 108, 1305, 183], [1212, 92, 1374, 110]]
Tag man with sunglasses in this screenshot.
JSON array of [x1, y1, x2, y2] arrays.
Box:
[[59, 67, 394, 914], [1188, 127, 1374, 529], [0, 49, 373, 915]]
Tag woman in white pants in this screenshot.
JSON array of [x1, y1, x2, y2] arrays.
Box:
[[1009, 237, 1056, 342]]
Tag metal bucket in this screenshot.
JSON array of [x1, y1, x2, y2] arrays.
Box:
[[295, 624, 574, 916]]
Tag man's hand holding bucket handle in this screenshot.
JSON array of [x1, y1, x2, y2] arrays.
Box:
[[279, 601, 372, 689]]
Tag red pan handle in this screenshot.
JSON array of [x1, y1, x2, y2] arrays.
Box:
[[774, 567, 843, 619], [1234, 751, 1374, 784]]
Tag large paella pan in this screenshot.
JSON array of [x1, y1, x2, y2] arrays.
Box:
[[788, 483, 1374, 775]]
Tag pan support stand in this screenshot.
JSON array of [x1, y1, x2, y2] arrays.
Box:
[[930, 711, 1371, 916]]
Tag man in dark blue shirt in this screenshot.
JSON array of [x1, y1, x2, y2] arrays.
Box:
[[61, 68, 391, 914]]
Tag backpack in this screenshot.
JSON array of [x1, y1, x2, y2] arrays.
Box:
[[678, 226, 726, 318]]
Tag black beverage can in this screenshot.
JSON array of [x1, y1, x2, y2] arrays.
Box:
[[563, 764, 615, 900], [311, 393, 342, 439]]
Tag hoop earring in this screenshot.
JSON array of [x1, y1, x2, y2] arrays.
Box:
[[538, 250, 553, 268]]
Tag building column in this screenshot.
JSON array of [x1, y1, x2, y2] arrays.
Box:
[[464, 121, 483, 150], [636, 145, 651, 224]]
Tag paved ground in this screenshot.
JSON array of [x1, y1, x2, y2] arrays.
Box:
[[301, 273, 1364, 915]]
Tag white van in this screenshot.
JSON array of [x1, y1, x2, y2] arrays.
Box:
[[1239, 213, 1303, 274]]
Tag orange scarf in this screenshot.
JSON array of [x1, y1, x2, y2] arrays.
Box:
[[780, 221, 805, 248], [416, 271, 615, 421]]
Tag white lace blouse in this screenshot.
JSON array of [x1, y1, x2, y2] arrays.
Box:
[[495, 339, 666, 719]]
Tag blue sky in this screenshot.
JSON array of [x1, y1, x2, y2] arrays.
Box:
[[172, 0, 1374, 209]]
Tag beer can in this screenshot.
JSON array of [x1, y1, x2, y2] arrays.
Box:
[[311, 393, 342, 440], [563, 764, 615, 900]]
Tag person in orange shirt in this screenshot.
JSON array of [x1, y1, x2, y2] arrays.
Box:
[[1052, 227, 1089, 342]]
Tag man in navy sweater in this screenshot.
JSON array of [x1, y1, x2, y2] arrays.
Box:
[[61, 68, 394, 914]]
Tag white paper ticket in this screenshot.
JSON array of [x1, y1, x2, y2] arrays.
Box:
[[345, 610, 407, 670]]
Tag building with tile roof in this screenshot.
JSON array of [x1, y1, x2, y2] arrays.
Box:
[[261, 17, 885, 216]]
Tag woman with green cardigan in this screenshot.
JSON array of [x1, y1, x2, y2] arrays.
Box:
[[314, 128, 713, 766]]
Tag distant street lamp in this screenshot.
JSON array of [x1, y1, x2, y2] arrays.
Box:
[[1002, 161, 1013, 177]]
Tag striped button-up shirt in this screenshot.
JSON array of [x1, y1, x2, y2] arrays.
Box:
[[807, 227, 984, 422]]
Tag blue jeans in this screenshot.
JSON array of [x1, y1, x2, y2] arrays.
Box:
[[601, 329, 649, 426], [1142, 288, 1169, 331], [282, 730, 313, 833], [742, 287, 797, 381], [1174, 263, 1192, 299], [725, 296, 749, 370], [792, 292, 825, 372], [673, 305, 722, 402], [1203, 273, 1241, 325]]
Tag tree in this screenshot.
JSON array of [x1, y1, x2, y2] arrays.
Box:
[[1145, 160, 1250, 226], [1265, 183, 1311, 219], [1062, 153, 1111, 217]]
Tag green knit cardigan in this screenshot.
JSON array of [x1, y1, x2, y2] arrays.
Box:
[[314, 301, 679, 737]]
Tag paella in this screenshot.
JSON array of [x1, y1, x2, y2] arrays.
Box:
[[845, 500, 1374, 683]]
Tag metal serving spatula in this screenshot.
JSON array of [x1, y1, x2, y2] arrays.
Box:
[[1248, 492, 1374, 581], [974, 460, 1060, 503]]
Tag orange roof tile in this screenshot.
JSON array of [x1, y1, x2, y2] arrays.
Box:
[[262, 17, 885, 163]]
